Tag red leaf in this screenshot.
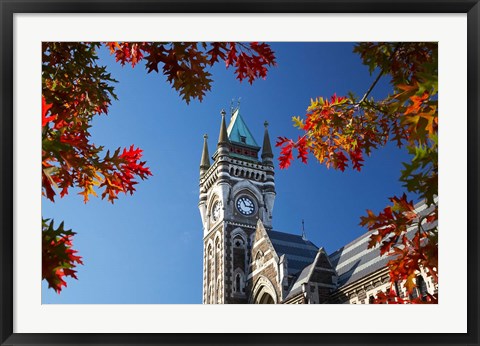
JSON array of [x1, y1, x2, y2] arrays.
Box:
[[276, 137, 294, 169], [296, 136, 308, 164], [349, 148, 364, 171], [334, 151, 348, 172], [42, 96, 55, 127]]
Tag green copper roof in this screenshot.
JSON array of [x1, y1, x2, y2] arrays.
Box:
[[227, 108, 259, 148]]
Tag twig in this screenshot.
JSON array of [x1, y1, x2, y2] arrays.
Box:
[[357, 43, 402, 105]]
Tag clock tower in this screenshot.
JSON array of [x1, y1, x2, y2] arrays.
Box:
[[198, 107, 275, 304]]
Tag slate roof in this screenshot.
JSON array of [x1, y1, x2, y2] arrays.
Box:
[[262, 200, 436, 299], [227, 109, 260, 148], [329, 200, 437, 288], [329, 230, 390, 288], [268, 230, 319, 274], [285, 262, 314, 299]]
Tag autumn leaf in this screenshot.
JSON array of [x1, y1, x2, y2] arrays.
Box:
[[42, 96, 55, 127], [296, 136, 308, 164], [42, 41, 277, 293], [42, 219, 83, 293], [278, 43, 438, 303], [276, 137, 294, 169]]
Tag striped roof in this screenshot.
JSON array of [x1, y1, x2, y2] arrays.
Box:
[[329, 230, 389, 287], [329, 200, 437, 288], [268, 230, 319, 274]]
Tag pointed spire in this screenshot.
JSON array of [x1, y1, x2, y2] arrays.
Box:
[[227, 108, 260, 148], [200, 134, 210, 173], [301, 219, 307, 240], [261, 121, 274, 163], [217, 109, 229, 147]]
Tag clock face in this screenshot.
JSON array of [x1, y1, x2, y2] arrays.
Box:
[[212, 201, 221, 221], [236, 196, 255, 216]]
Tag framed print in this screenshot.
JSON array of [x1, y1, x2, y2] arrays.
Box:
[[1, 0, 479, 345]]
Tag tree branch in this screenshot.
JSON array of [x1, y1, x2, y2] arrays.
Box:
[[357, 43, 402, 105]]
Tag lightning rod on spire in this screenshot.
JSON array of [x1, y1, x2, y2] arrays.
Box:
[[302, 219, 307, 240]]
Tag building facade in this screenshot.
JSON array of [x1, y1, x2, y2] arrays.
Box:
[[198, 108, 437, 304]]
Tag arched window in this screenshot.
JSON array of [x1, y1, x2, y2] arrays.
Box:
[[409, 275, 428, 301], [235, 274, 241, 292], [206, 244, 213, 296], [255, 251, 264, 269], [233, 235, 245, 248], [233, 269, 245, 294], [216, 278, 222, 304], [417, 275, 428, 301], [394, 280, 404, 297], [368, 295, 374, 304], [215, 238, 220, 277]]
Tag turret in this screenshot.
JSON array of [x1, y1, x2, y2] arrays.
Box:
[[198, 134, 211, 229], [214, 109, 231, 215], [261, 121, 276, 228]]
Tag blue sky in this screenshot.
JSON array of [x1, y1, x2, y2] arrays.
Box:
[[42, 42, 413, 304]]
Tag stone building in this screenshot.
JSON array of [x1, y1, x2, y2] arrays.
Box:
[[198, 108, 437, 304]]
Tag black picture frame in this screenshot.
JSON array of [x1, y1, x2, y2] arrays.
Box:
[[1, 1, 478, 345]]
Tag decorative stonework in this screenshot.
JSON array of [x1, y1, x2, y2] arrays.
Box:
[[199, 106, 436, 305], [199, 109, 276, 304], [251, 275, 278, 304]]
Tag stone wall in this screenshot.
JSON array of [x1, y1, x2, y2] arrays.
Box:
[[246, 221, 281, 303]]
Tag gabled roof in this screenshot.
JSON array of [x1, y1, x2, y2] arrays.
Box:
[[284, 247, 335, 301], [285, 262, 314, 300], [227, 108, 260, 148], [268, 230, 318, 274]]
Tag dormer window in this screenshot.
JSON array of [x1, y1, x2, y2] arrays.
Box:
[[240, 135, 246, 143]]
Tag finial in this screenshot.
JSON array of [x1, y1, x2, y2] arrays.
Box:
[[261, 119, 274, 162], [200, 133, 211, 171], [230, 98, 241, 117], [301, 219, 307, 240], [218, 109, 229, 146]]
